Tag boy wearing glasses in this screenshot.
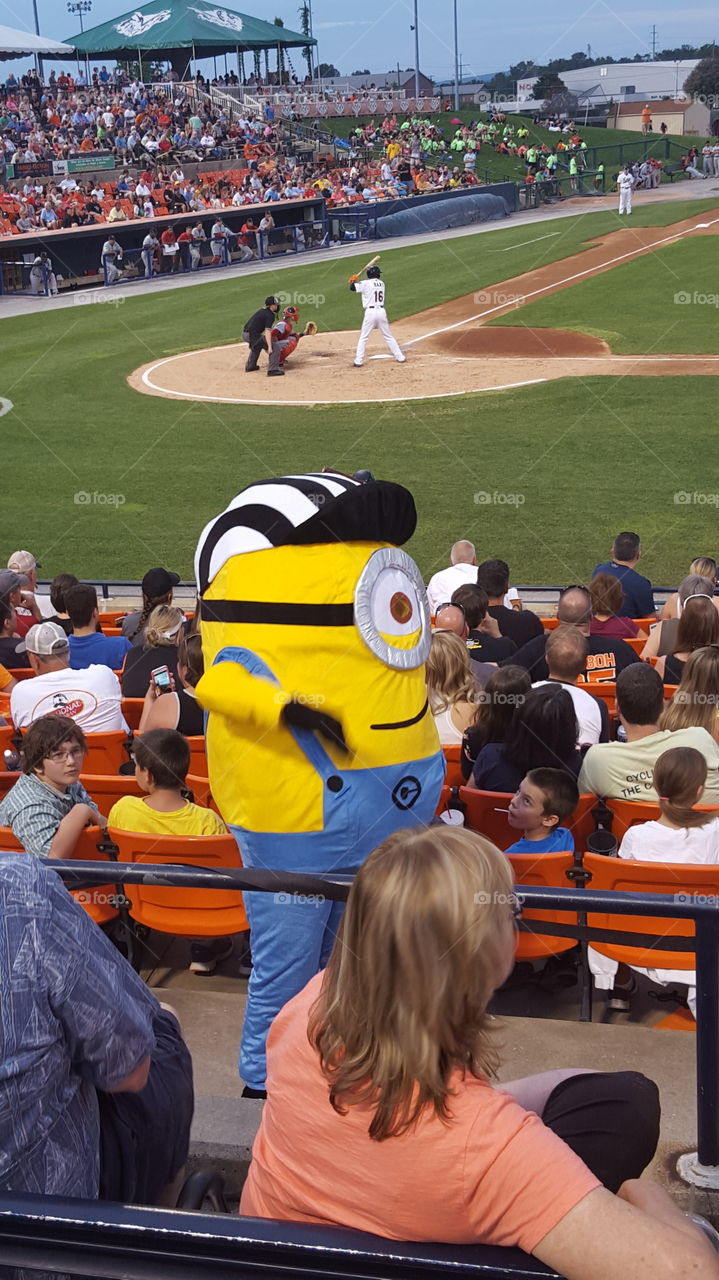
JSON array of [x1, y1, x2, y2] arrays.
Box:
[[0, 714, 105, 858]]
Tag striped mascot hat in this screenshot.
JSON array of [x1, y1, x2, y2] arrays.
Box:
[[195, 471, 417, 595]]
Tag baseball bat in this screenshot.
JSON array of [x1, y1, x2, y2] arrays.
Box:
[[357, 254, 380, 277]]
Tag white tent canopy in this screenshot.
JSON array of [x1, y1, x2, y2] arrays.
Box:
[[0, 24, 75, 60]]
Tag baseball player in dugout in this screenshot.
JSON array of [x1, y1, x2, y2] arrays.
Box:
[[243, 295, 280, 372], [266, 306, 319, 377], [349, 257, 406, 367]]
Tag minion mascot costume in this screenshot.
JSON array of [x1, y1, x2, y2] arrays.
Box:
[[195, 471, 444, 1094]]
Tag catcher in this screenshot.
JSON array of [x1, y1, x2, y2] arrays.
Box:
[[266, 306, 318, 378]]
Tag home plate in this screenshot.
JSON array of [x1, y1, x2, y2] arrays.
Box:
[[368, 354, 394, 360]]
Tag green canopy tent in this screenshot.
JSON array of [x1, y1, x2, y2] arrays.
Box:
[[61, 0, 316, 82]]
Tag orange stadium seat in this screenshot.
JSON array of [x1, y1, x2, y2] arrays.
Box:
[[442, 744, 464, 787], [110, 828, 248, 939], [0, 824, 119, 925], [583, 852, 714, 975], [599, 796, 719, 843], [508, 850, 580, 961], [121, 698, 144, 730], [80, 772, 143, 813]]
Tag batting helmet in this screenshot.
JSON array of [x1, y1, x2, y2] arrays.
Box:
[[366, 265, 381, 279], [284, 305, 299, 320]]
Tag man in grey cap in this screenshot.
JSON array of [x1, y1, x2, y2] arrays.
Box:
[[7, 550, 55, 620], [0, 568, 41, 639], [11, 622, 128, 733], [242, 295, 280, 372]]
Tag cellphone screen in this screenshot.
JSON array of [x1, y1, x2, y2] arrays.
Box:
[[151, 665, 172, 693]]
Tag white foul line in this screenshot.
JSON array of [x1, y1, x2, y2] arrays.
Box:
[[0, 398, 13, 417], [406, 218, 719, 347], [489, 231, 561, 251]]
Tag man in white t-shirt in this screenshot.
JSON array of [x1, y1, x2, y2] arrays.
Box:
[[426, 541, 521, 615], [426, 541, 478, 614], [11, 623, 128, 733], [579, 664, 719, 803], [534, 628, 608, 747]]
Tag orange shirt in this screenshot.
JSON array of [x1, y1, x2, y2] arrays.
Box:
[[0, 664, 13, 691], [241, 974, 599, 1254]]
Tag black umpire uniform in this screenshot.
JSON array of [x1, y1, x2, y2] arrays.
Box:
[[243, 295, 280, 371]]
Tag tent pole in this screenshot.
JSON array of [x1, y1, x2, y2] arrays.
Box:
[[192, 42, 196, 83], [139, 48, 143, 84]]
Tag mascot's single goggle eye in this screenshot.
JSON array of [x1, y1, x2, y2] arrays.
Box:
[[354, 548, 430, 670]]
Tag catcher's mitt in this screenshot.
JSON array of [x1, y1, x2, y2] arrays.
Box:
[[303, 321, 318, 336], [348, 273, 359, 283]]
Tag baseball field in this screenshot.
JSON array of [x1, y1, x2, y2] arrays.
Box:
[[4, 193, 719, 589]]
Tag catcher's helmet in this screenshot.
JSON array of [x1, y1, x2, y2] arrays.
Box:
[[284, 305, 299, 320], [366, 265, 381, 279]]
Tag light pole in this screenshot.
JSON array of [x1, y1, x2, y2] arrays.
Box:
[[413, 0, 419, 100], [453, 0, 460, 111], [67, 1, 92, 85], [307, 0, 315, 82]]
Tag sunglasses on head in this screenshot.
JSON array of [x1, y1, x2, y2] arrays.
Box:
[[436, 601, 466, 617]]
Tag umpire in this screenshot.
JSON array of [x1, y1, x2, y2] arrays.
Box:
[[243, 295, 280, 372]]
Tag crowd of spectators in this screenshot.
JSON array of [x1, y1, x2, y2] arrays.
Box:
[[0, 70, 602, 249], [1, 528, 719, 1275]]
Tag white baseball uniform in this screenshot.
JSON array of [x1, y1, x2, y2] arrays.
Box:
[[617, 169, 634, 214], [353, 277, 406, 366]]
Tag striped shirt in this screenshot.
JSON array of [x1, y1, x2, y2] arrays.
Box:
[[0, 773, 97, 857]]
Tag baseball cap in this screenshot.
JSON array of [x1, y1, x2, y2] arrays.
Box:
[[8, 550, 40, 575], [265, 295, 279, 307], [142, 567, 181, 598], [0, 569, 27, 596], [16, 621, 70, 656]]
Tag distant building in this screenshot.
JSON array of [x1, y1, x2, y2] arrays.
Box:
[[607, 99, 712, 136], [433, 79, 490, 105], [561, 59, 699, 104], [314, 70, 434, 96]]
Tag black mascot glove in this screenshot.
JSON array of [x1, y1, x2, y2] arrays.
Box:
[[281, 699, 348, 753]]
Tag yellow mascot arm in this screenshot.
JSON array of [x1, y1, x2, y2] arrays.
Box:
[[196, 661, 290, 733]]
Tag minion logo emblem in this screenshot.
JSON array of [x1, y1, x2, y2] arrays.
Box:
[[391, 775, 422, 810]]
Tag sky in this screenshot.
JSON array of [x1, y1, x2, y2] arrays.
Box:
[[1, 0, 717, 84]]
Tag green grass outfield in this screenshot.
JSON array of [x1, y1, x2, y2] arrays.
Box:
[[3, 197, 719, 588], [326, 108, 698, 186]]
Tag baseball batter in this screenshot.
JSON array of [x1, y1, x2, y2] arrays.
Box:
[[617, 166, 635, 215], [349, 265, 406, 367]]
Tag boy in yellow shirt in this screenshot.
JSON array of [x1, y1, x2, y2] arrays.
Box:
[[109, 729, 244, 974], [109, 729, 226, 837]]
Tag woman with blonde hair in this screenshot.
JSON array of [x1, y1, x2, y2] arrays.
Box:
[[121, 604, 186, 697], [660, 646, 719, 742], [241, 825, 715, 1278], [656, 596, 719, 684], [426, 630, 478, 744]]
